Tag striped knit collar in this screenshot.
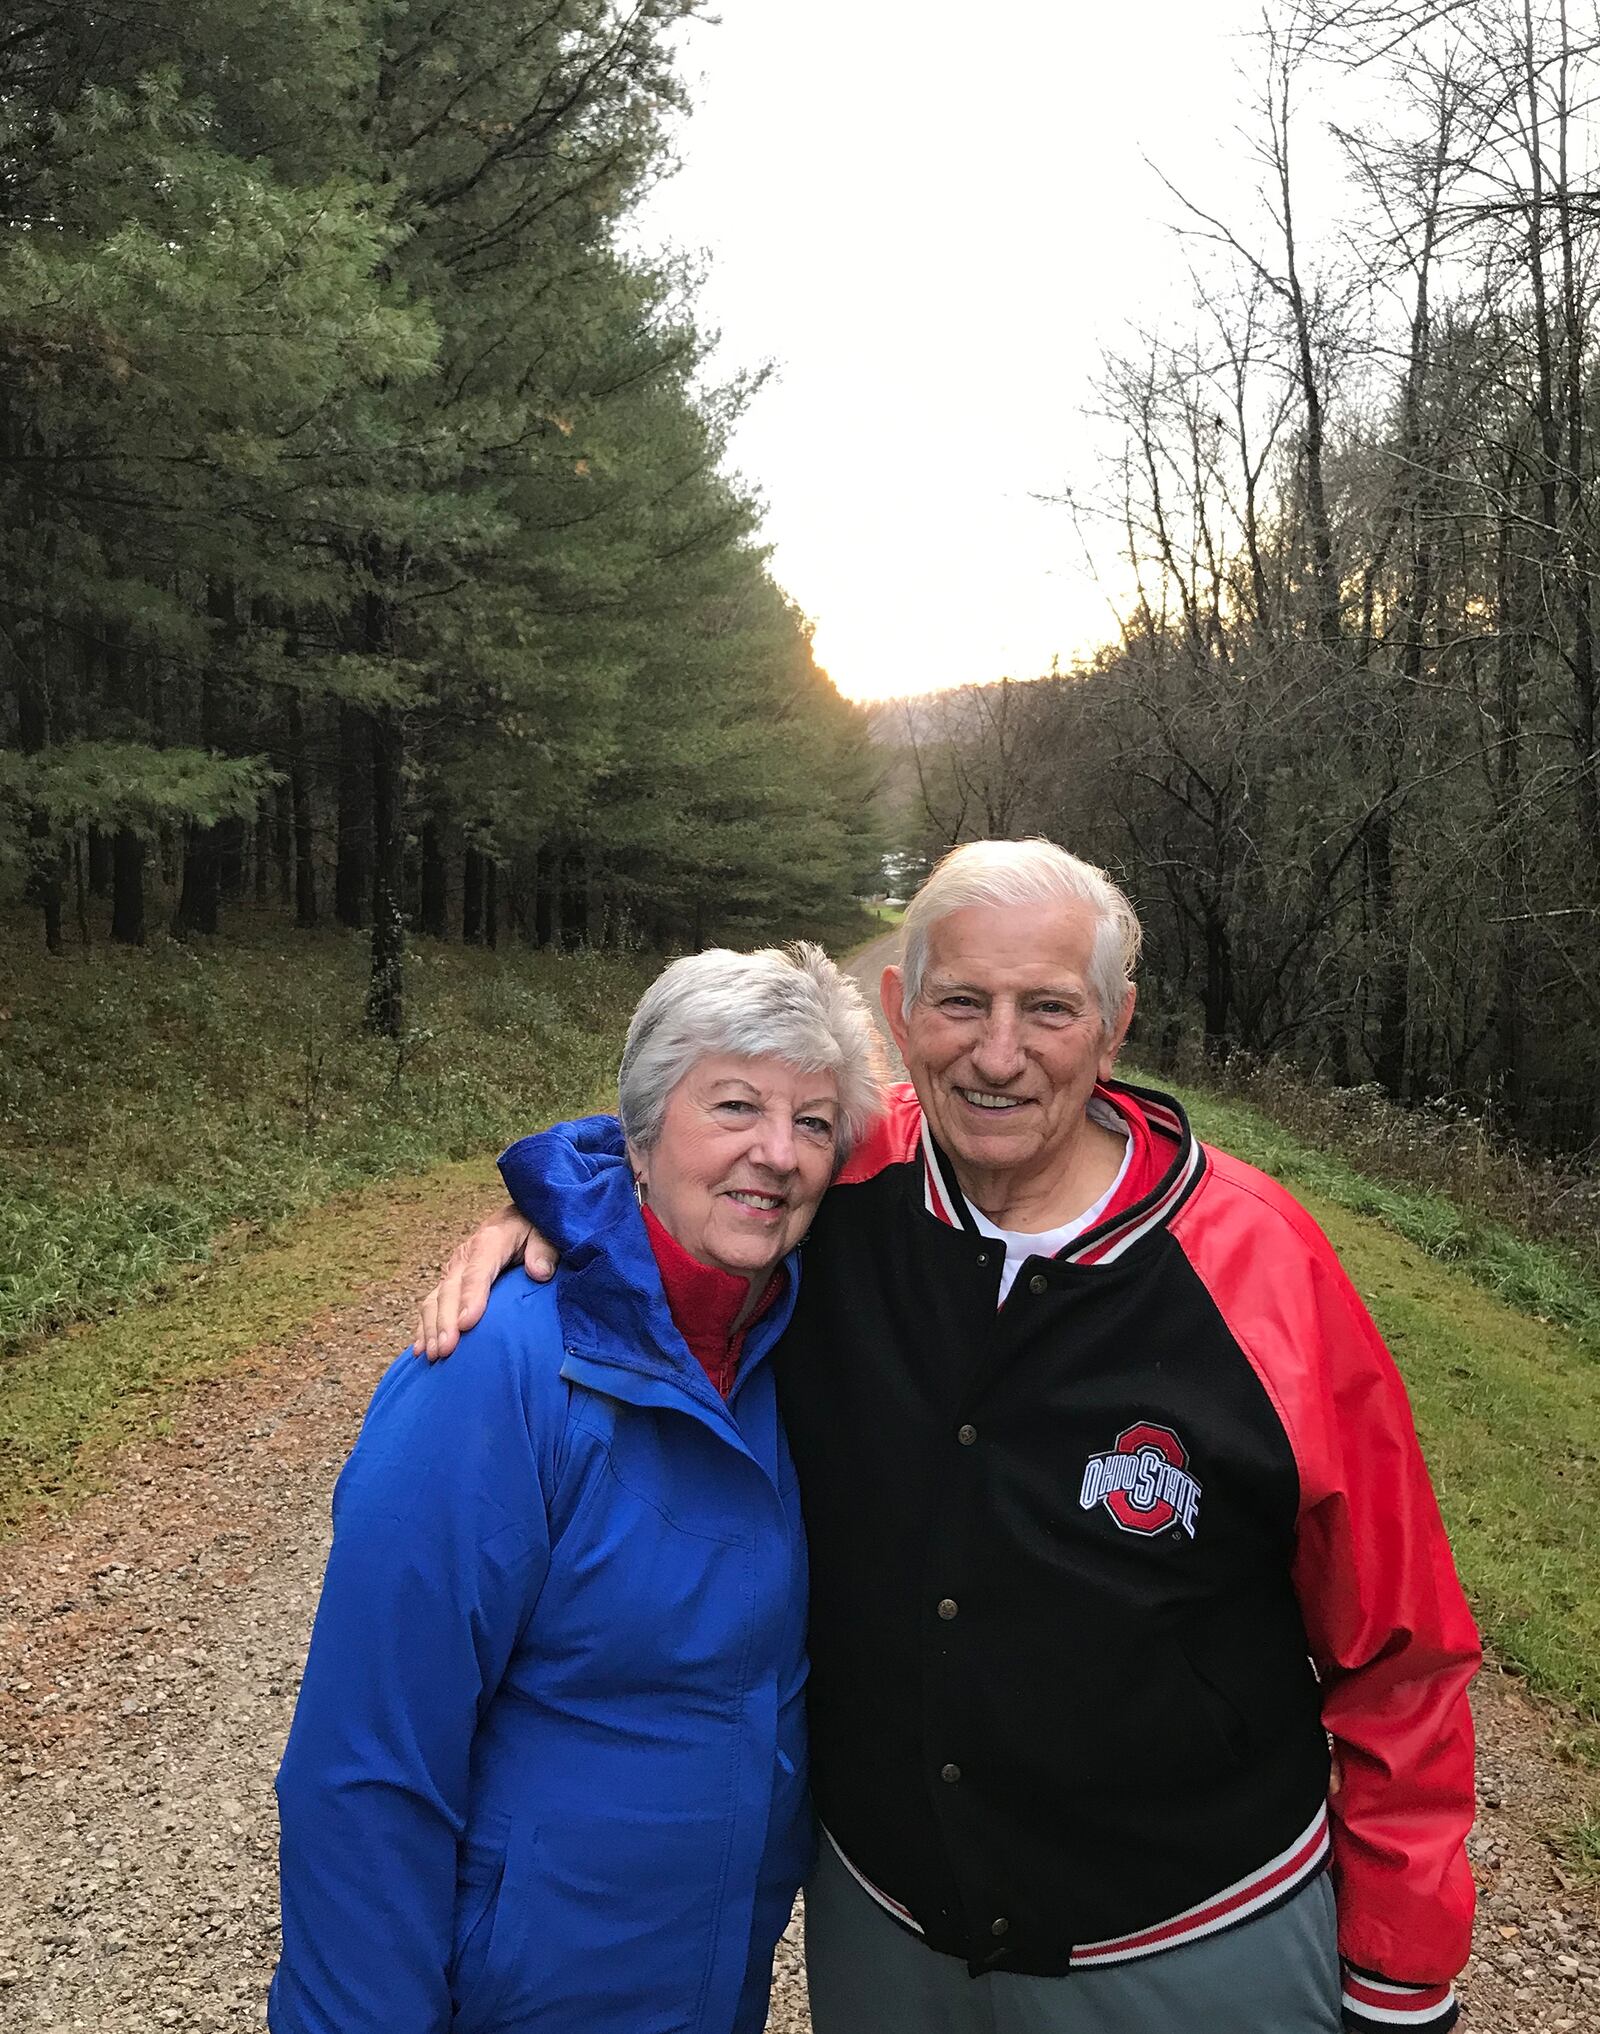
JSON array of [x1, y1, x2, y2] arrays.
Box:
[[917, 1078, 1205, 1266]]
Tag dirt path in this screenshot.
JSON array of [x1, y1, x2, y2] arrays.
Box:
[[1, 948, 1596, 2029], [846, 928, 907, 1079]]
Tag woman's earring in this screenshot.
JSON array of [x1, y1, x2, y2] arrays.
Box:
[[633, 1174, 646, 1206]]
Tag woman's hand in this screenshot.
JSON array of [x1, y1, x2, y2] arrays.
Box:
[[414, 1201, 557, 1360]]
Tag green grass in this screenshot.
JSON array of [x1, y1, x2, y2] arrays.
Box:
[[1130, 1066, 1600, 1718], [0, 1160, 499, 1530], [1131, 1071, 1600, 1358], [1555, 1809, 1600, 1885], [1307, 1194, 1600, 1717], [0, 915, 645, 1352]]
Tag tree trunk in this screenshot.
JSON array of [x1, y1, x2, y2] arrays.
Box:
[[1492, 505, 1527, 1127], [287, 692, 319, 928], [562, 848, 588, 951], [508, 858, 533, 944], [1550, 24, 1600, 871], [532, 844, 554, 948], [484, 858, 499, 950], [272, 779, 293, 906], [15, 658, 65, 952], [38, 850, 66, 953], [545, 843, 564, 951], [419, 817, 448, 939], [218, 815, 246, 900], [365, 704, 406, 1037], [87, 827, 114, 896], [111, 829, 147, 946], [1201, 901, 1231, 1059], [1365, 812, 1408, 1102], [173, 667, 223, 938], [174, 819, 222, 936], [335, 702, 371, 929], [253, 812, 271, 905], [73, 835, 91, 945], [462, 844, 485, 944]]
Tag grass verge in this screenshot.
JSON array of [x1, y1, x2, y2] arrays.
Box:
[[1134, 1066, 1600, 1720], [0, 917, 644, 1352], [1135, 1073, 1600, 1357], [0, 1161, 500, 1532], [1555, 1809, 1600, 1885]]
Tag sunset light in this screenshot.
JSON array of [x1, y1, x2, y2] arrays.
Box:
[[632, 0, 1282, 702]]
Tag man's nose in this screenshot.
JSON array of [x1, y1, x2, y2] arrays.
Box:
[[971, 1008, 1026, 1081]]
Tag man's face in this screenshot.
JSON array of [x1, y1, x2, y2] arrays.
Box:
[[882, 901, 1135, 1188]]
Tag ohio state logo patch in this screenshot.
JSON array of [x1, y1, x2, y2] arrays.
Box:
[[1079, 1422, 1202, 1539]]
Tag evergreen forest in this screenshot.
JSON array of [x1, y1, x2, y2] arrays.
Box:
[[6, 0, 1599, 1174], [1, 1, 878, 1033]]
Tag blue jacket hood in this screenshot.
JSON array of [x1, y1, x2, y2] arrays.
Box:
[[500, 1111, 633, 1256]]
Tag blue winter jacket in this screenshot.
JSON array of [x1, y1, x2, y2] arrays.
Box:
[[270, 1116, 813, 2034]]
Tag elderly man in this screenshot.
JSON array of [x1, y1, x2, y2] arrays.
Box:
[[418, 839, 1478, 2034]]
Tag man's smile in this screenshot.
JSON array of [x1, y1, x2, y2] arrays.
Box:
[[955, 1088, 1031, 1112]]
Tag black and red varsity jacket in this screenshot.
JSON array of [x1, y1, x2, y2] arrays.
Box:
[[775, 1078, 1479, 2033]]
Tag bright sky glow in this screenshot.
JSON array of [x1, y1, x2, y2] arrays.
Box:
[[633, 0, 1304, 702]]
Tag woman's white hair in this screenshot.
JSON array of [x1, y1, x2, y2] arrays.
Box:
[[619, 942, 886, 1168], [899, 839, 1142, 1031]]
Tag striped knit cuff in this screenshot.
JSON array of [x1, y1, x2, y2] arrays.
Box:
[[1341, 1963, 1459, 2032]]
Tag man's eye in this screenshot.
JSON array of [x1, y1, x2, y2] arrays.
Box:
[[941, 995, 980, 1011]]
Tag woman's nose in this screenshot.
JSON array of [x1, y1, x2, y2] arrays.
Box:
[[750, 1119, 798, 1173]]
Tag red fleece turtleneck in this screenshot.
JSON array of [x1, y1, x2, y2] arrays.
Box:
[[641, 1204, 786, 1400]]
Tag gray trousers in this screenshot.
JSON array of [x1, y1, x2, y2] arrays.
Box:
[[803, 1838, 1343, 2034]]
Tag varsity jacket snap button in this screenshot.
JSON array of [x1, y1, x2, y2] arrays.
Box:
[[957, 1424, 977, 1445], [990, 1917, 1009, 1937], [1027, 1272, 1048, 1295], [976, 1251, 990, 1266], [937, 1598, 959, 1620], [940, 1762, 962, 1783]]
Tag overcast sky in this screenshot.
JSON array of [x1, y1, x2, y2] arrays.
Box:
[[631, 0, 1328, 702]]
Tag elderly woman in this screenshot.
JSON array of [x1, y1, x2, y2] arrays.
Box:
[[269, 942, 884, 2034]]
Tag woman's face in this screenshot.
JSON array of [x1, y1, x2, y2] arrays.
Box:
[[633, 1053, 841, 1281]]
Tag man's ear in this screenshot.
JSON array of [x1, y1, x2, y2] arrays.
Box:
[[882, 965, 911, 1062], [1097, 986, 1137, 1081]]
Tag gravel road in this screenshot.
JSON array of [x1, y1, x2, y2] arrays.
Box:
[[1, 941, 1595, 2029]]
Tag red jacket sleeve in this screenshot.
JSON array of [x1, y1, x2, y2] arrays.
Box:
[[1175, 1153, 1479, 2000]]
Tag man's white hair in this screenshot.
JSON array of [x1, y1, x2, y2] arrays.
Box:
[[619, 942, 886, 1169], [899, 839, 1142, 1032]]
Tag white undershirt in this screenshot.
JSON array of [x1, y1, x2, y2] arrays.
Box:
[[966, 1099, 1133, 1304]]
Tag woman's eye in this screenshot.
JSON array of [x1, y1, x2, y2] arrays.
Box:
[[717, 1099, 755, 1115], [797, 1116, 835, 1138]]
